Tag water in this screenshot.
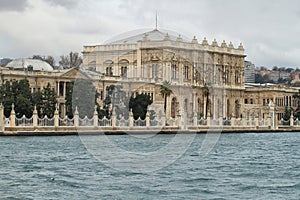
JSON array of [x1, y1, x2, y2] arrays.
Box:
[[0, 132, 299, 199]]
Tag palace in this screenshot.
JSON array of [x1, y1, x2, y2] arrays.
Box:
[[0, 28, 299, 122]]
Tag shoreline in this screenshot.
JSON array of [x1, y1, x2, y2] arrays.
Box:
[[0, 129, 299, 136]]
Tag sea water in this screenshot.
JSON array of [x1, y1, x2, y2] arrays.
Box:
[[0, 132, 299, 199]]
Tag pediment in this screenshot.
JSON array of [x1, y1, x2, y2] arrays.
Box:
[[60, 68, 91, 79]]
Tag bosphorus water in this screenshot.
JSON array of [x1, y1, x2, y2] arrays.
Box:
[[0, 132, 299, 199]]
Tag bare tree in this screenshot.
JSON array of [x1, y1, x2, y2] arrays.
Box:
[[59, 52, 82, 69]]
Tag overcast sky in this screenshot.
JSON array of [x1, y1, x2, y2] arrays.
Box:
[[0, 0, 300, 67]]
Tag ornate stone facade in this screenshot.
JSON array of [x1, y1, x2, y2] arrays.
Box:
[[83, 29, 246, 119]]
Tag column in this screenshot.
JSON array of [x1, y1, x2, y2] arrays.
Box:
[[33, 105, 38, 128], [63, 82, 67, 98], [74, 106, 79, 127], [54, 104, 59, 128], [57, 81, 60, 96]]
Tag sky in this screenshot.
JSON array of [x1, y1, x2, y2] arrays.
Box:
[[0, 0, 300, 68]]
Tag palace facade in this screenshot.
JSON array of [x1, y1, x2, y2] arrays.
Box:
[[1, 28, 299, 121]]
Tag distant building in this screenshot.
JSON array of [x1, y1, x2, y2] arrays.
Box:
[[244, 61, 255, 83]]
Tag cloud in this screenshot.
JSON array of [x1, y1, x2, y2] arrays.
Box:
[[44, 0, 80, 8], [0, 0, 300, 67], [0, 0, 29, 11]]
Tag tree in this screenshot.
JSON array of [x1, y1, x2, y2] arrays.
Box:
[[160, 81, 173, 113], [32, 90, 43, 117], [32, 55, 55, 66], [255, 74, 264, 83], [65, 82, 74, 118], [129, 94, 153, 120], [59, 52, 82, 69], [14, 79, 33, 118], [0, 81, 14, 117], [42, 83, 57, 118]]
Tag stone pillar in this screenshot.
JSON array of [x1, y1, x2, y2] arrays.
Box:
[[54, 104, 59, 128], [207, 112, 211, 126], [33, 105, 38, 128], [0, 104, 4, 132], [255, 116, 259, 129], [219, 117, 223, 127], [193, 112, 198, 127], [10, 104, 15, 128], [162, 112, 166, 127], [146, 110, 150, 128], [231, 116, 236, 127], [129, 109, 134, 128], [74, 106, 79, 127], [63, 82, 66, 98], [111, 108, 116, 128], [290, 111, 294, 127], [177, 110, 182, 129], [57, 81, 60, 96], [94, 106, 98, 128]]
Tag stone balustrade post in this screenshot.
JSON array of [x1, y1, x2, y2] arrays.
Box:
[[290, 111, 294, 127], [33, 105, 38, 128], [146, 110, 150, 128], [162, 113, 166, 127], [111, 108, 116, 128], [219, 117, 223, 126], [177, 113, 181, 129], [267, 116, 272, 129], [10, 104, 15, 128], [74, 106, 79, 127], [129, 109, 134, 128], [231, 117, 236, 127], [255, 117, 259, 129], [0, 104, 4, 132], [193, 112, 198, 127], [54, 104, 59, 128], [94, 106, 98, 128], [207, 112, 211, 127]]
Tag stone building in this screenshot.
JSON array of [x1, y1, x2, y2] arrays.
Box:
[[83, 29, 246, 119], [1, 29, 299, 122]]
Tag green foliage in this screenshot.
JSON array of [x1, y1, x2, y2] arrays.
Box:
[[160, 81, 172, 113], [129, 94, 153, 120], [13, 79, 33, 118], [65, 82, 74, 118], [32, 90, 43, 117], [42, 83, 57, 118]]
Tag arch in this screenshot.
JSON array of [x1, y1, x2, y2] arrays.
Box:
[[104, 60, 113, 76], [171, 97, 177, 118], [197, 98, 203, 114], [119, 59, 129, 77]]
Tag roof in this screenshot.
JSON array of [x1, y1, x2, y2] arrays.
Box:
[[106, 29, 189, 45], [5, 58, 54, 71]]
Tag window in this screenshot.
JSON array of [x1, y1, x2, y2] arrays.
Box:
[[121, 66, 127, 77], [250, 99, 253, 104], [106, 66, 113, 76], [235, 71, 240, 84], [171, 64, 177, 79], [184, 66, 189, 80], [152, 64, 158, 79], [245, 99, 248, 104]]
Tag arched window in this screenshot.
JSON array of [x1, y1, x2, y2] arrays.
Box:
[[171, 97, 177, 118], [119, 59, 129, 77], [184, 66, 189, 80], [152, 64, 158, 79], [171, 64, 177, 79], [104, 60, 113, 76], [235, 71, 240, 84]]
